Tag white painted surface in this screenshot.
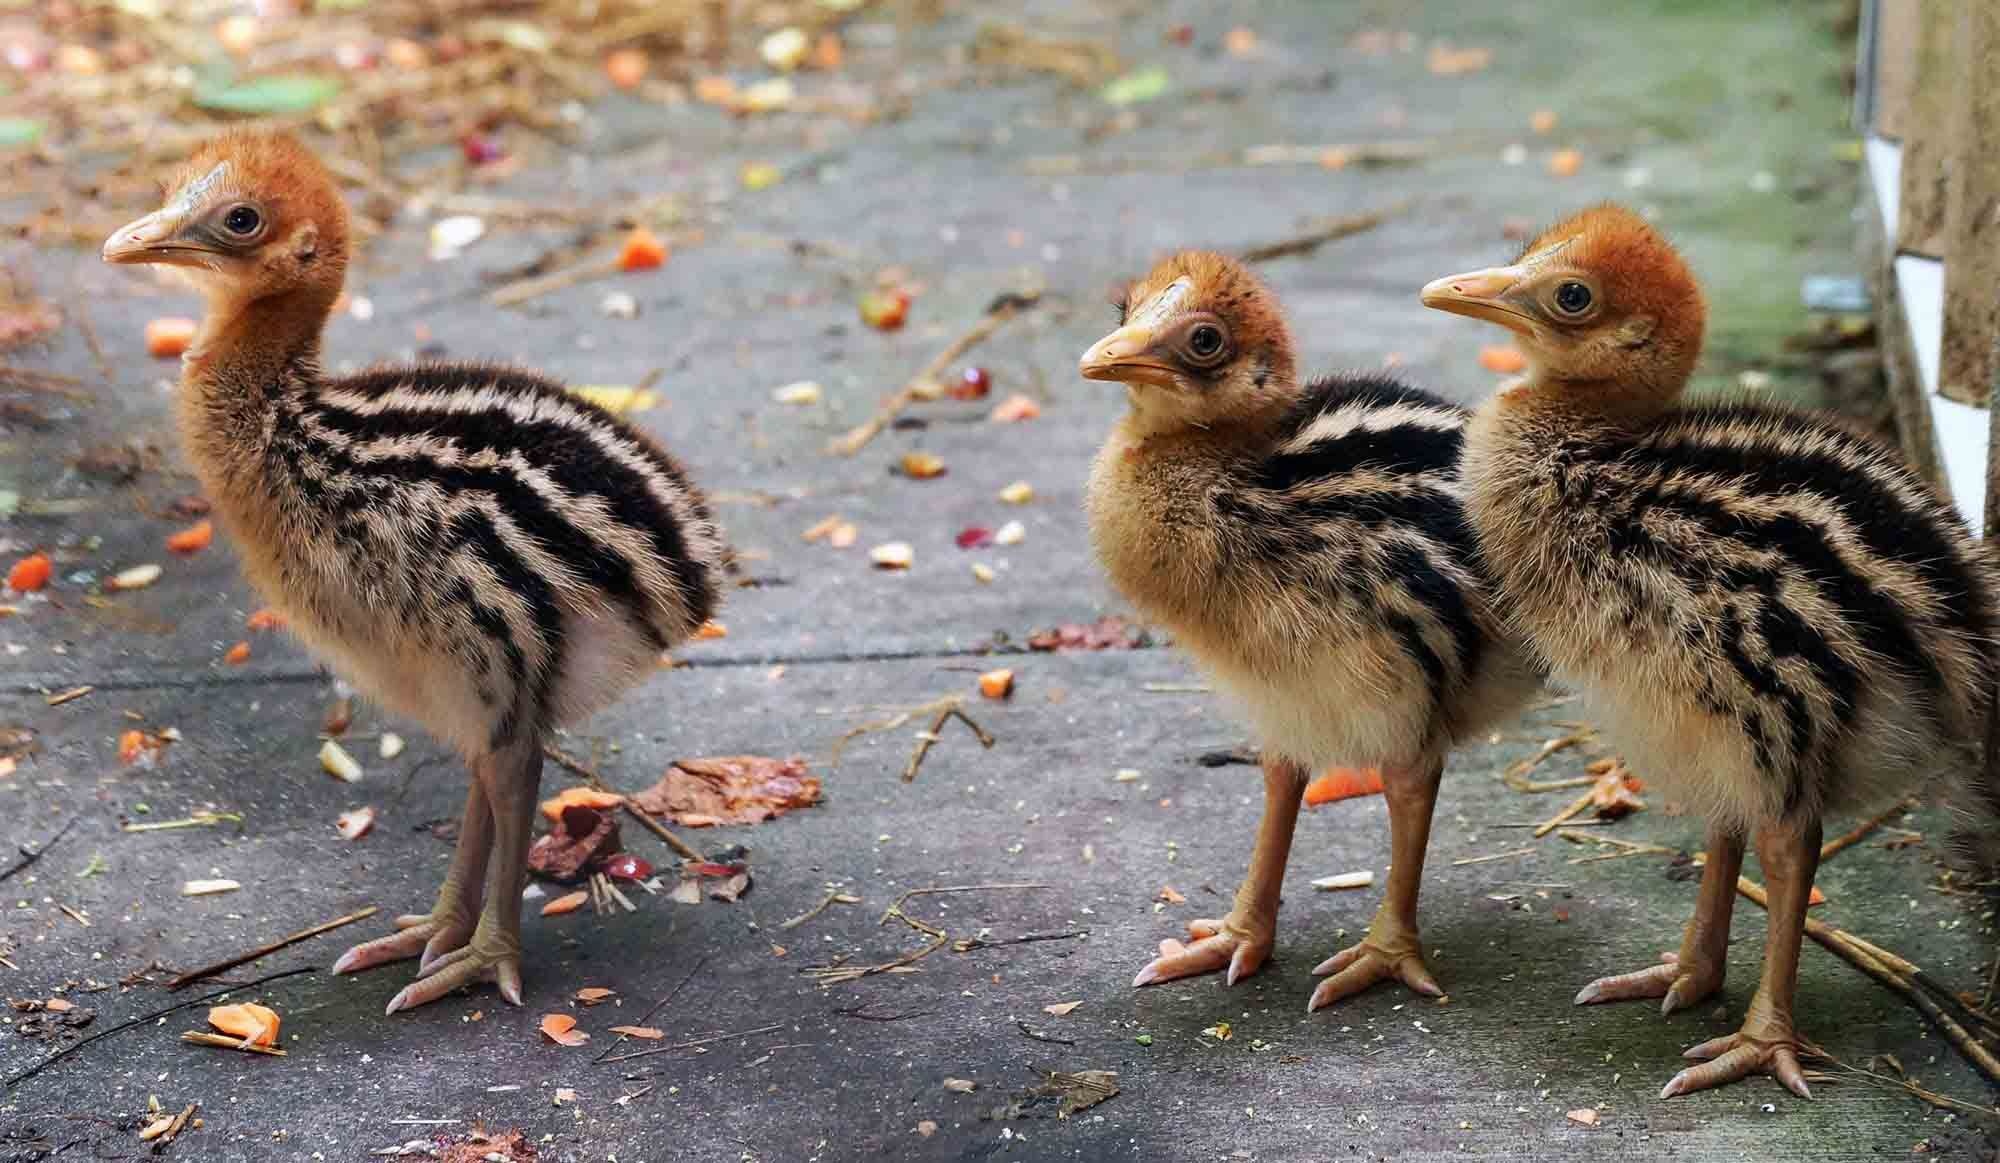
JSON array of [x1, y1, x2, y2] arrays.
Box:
[[1867, 134, 1988, 533]]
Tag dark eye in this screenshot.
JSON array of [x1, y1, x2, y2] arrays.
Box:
[[1553, 281, 1593, 315], [223, 205, 261, 236], [1188, 324, 1224, 358]]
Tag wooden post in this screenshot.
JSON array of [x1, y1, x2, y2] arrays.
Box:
[[1939, 2, 2000, 405], [1872, 0, 1919, 138], [1897, 0, 1957, 257]]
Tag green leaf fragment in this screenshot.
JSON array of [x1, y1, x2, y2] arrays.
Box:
[[1100, 66, 1169, 106], [194, 74, 340, 116]]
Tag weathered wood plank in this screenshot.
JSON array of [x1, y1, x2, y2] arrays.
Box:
[[1896, 0, 1956, 257], [1872, 0, 1920, 138], [1939, 0, 2000, 405]]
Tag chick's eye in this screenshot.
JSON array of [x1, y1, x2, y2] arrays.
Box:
[[1188, 324, 1224, 358], [1553, 281, 1593, 315], [222, 205, 261, 236]]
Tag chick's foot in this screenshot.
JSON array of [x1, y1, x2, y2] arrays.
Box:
[[1660, 1018, 1814, 1099], [384, 926, 523, 1015], [1133, 914, 1275, 988], [332, 911, 475, 976], [1574, 950, 1725, 1015], [1307, 925, 1441, 1012]]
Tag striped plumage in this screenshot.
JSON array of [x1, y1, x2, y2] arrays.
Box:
[[1427, 203, 1998, 1099], [105, 130, 724, 1015], [1082, 251, 1539, 1009]]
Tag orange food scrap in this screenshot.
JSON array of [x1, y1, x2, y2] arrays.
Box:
[[696, 620, 728, 639], [222, 640, 251, 665], [7, 552, 51, 593], [1808, 886, 1827, 907], [541, 890, 589, 916], [810, 31, 843, 70], [989, 393, 1041, 423], [1547, 148, 1582, 177], [1478, 345, 1528, 374], [145, 317, 198, 358], [1157, 885, 1186, 904], [1426, 44, 1492, 75], [539, 785, 625, 823], [978, 668, 1015, 700], [604, 47, 648, 90], [117, 729, 146, 765], [1304, 766, 1386, 806], [166, 519, 214, 554], [609, 1024, 664, 1039], [693, 74, 737, 105], [618, 226, 668, 271], [1529, 109, 1558, 134], [207, 1002, 280, 1046], [246, 607, 286, 632], [574, 987, 616, 1004], [539, 1012, 589, 1046]]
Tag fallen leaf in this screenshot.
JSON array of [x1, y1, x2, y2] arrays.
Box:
[[1304, 766, 1385, 805], [632, 756, 819, 827], [574, 987, 615, 1004], [540, 1012, 589, 1046], [208, 1002, 279, 1046], [541, 890, 588, 916], [1043, 1000, 1083, 1016], [609, 1025, 664, 1039]]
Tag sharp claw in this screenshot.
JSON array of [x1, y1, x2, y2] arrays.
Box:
[[1133, 964, 1161, 989], [1659, 982, 1685, 1017], [1659, 1073, 1688, 1100], [1573, 981, 1603, 1006], [331, 949, 362, 975], [497, 962, 524, 1006]]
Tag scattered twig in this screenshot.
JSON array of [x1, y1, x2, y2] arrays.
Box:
[[1015, 1019, 1075, 1046], [1, 815, 78, 886], [56, 904, 88, 927], [5, 967, 314, 1088], [593, 955, 707, 1063], [1238, 201, 1410, 264], [1501, 730, 1597, 792], [1141, 682, 1210, 694], [596, 1022, 786, 1065], [825, 290, 1042, 456], [1819, 797, 1915, 863], [802, 883, 1050, 987], [180, 1031, 286, 1057], [902, 700, 996, 783], [121, 811, 243, 834], [833, 1003, 932, 1022], [1815, 1051, 1999, 1119], [779, 890, 859, 931], [0, 365, 88, 397], [544, 744, 703, 862], [43, 686, 92, 707], [1451, 846, 1537, 867], [1533, 787, 1599, 837], [167, 906, 380, 990], [1555, 829, 1675, 864], [954, 929, 1088, 953]]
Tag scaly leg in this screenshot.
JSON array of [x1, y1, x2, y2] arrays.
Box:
[[387, 739, 543, 1013], [332, 776, 492, 975], [1661, 815, 1821, 1099], [1308, 757, 1446, 1011], [1575, 823, 1744, 1014], [1135, 757, 1308, 988]]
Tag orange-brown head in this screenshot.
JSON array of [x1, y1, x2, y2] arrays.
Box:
[[1420, 204, 1706, 405], [1079, 251, 1297, 434], [103, 130, 349, 312]]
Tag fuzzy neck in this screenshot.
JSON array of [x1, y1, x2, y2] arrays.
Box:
[[176, 286, 332, 483], [1497, 366, 1684, 436], [1114, 382, 1297, 452]]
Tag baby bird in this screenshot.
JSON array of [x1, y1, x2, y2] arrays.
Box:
[[103, 131, 725, 1014], [1424, 205, 1997, 1098], [1082, 252, 1541, 1012]]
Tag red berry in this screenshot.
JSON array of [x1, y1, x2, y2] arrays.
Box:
[[859, 289, 910, 331], [460, 133, 505, 166], [955, 526, 993, 550], [949, 366, 991, 400], [601, 853, 654, 881]]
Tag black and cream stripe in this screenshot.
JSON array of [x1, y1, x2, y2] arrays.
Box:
[[263, 358, 723, 747], [1212, 375, 1511, 733]]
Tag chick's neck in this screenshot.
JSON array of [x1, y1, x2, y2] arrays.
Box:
[[178, 282, 337, 474]]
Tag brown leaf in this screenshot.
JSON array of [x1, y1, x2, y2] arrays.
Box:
[[631, 755, 820, 827], [1043, 1000, 1083, 1016]]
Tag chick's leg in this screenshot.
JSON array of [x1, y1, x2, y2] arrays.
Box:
[[386, 741, 542, 1013], [332, 776, 492, 975], [1135, 757, 1307, 988], [1308, 757, 1446, 1012], [1575, 823, 1743, 1013], [1660, 816, 1820, 1099]]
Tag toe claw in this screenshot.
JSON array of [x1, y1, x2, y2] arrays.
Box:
[[1132, 964, 1162, 989], [1573, 981, 1603, 1006]]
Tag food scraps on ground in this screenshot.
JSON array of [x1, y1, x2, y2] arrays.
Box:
[[1304, 766, 1386, 805], [7, 552, 50, 592], [978, 668, 1015, 699], [574, 987, 615, 1005], [335, 807, 375, 841], [181, 878, 239, 896], [165, 520, 214, 554], [633, 756, 820, 827], [618, 226, 668, 271], [989, 393, 1040, 423], [540, 786, 625, 822], [541, 890, 588, 917], [1025, 615, 1145, 652], [207, 1002, 279, 1046], [527, 802, 622, 882], [318, 739, 362, 783], [1311, 870, 1375, 891], [540, 1012, 589, 1046]]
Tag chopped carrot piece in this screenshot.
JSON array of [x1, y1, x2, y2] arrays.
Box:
[[604, 48, 648, 90], [540, 1012, 589, 1046], [695, 620, 727, 639], [978, 668, 1015, 700], [222, 640, 251, 665], [208, 1002, 280, 1046], [574, 987, 615, 1004], [1478, 345, 1527, 374], [246, 607, 286, 632], [541, 890, 589, 916], [1547, 148, 1582, 177], [1303, 766, 1386, 806], [117, 729, 146, 765], [1808, 886, 1827, 907], [165, 519, 214, 554], [618, 226, 668, 271], [539, 785, 625, 823], [145, 317, 198, 358], [7, 552, 50, 592]]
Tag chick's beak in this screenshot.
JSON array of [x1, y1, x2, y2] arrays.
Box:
[[102, 208, 197, 266], [1419, 265, 1536, 335], [1079, 324, 1177, 389]]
